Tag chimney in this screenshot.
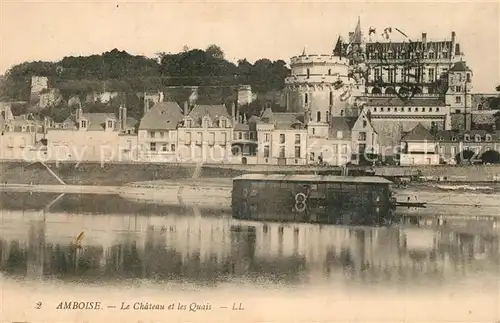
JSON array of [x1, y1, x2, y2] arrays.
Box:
[[121, 105, 127, 132], [118, 106, 123, 130], [231, 102, 236, 123], [183, 101, 189, 117], [143, 92, 149, 115], [451, 31, 456, 58], [422, 33, 427, 45], [455, 43, 460, 55], [76, 104, 82, 121]]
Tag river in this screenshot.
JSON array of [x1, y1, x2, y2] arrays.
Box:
[[0, 191, 499, 322]]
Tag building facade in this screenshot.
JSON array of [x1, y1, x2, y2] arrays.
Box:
[[399, 124, 440, 166]]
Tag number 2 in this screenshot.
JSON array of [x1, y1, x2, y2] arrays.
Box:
[[35, 301, 42, 309]]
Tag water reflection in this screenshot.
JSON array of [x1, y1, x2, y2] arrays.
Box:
[[0, 192, 498, 287]]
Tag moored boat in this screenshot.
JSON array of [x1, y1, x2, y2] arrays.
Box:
[[231, 174, 396, 225]]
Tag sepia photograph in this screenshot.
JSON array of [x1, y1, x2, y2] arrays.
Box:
[[0, 1, 499, 322]]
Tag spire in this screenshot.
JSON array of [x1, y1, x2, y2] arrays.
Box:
[[353, 16, 362, 43], [302, 47, 306, 56], [333, 36, 343, 57]]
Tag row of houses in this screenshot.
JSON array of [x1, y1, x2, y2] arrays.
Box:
[[1, 100, 500, 165]]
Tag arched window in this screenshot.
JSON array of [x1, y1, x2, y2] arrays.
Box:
[[316, 111, 321, 122], [328, 69, 331, 75], [307, 69, 310, 79]]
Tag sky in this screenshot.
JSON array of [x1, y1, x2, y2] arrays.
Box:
[[1, 0, 499, 92]]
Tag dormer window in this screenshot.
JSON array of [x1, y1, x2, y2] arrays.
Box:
[[486, 134, 492, 142], [21, 126, 26, 132], [428, 52, 435, 59], [80, 120, 87, 128], [452, 136, 457, 141], [203, 117, 210, 128], [107, 120, 113, 129], [337, 131, 343, 139], [475, 134, 481, 142], [186, 119, 193, 128], [220, 118, 227, 128], [464, 134, 470, 142]]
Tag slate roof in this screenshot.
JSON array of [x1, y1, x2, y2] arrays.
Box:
[[186, 104, 232, 127], [328, 117, 352, 139], [257, 108, 305, 130], [449, 61, 472, 72], [139, 102, 183, 130], [363, 97, 446, 107], [401, 123, 435, 141], [435, 129, 500, 142]]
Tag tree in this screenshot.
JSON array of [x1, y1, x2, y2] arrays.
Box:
[[206, 44, 224, 60], [455, 149, 476, 164], [480, 150, 500, 164]]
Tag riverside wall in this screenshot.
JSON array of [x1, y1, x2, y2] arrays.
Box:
[[1, 161, 500, 186]]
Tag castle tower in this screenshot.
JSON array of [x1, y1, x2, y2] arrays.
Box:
[[445, 60, 473, 116], [284, 52, 354, 122]]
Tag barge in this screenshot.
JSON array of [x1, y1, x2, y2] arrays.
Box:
[[232, 174, 396, 225]]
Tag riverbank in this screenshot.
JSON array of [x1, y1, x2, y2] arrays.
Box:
[[2, 161, 500, 186]]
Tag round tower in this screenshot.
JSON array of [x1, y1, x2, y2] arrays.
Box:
[[284, 53, 354, 122]]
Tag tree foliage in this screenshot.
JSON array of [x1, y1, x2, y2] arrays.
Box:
[[1, 46, 290, 103], [480, 150, 500, 164]]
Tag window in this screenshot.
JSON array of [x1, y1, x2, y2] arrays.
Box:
[[316, 111, 321, 122], [294, 146, 301, 158], [328, 69, 331, 75], [304, 93, 308, 104], [358, 132, 367, 141], [466, 73, 471, 82], [326, 111, 330, 123], [264, 133, 270, 142], [428, 52, 435, 59], [374, 68, 381, 81], [341, 144, 348, 154], [171, 144, 176, 152], [295, 134, 300, 144], [455, 86, 462, 92], [107, 120, 113, 129], [436, 108, 440, 112], [203, 118, 209, 128], [362, 120, 367, 128], [264, 145, 270, 158], [486, 134, 492, 142], [475, 135, 481, 142], [222, 132, 227, 143], [162, 143, 167, 152], [452, 136, 456, 141], [451, 146, 456, 156], [279, 134, 285, 144], [329, 91, 333, 105], [312, 128, 315, 135], [220, 119, 227, 128], [238, 132, 242, 140], [160, 131, 164, 138], [126, 140, 132, 150], [306, 68, 310, 79], [337, 131, 343, 139], [279, 146, 285, 158], [373, 108, 377, 112], [428, 68, 435, 81], [185, 132, 191, 144], [80, 120, 87, 128], [196, 132, 202, 144], [149, 131, 155, 138], [150, 142, 156, 151], [209, 132, 215, 145], [464, 134, 470, 142], [455, 96, 462, 104], [310, 152, 315, 161]]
